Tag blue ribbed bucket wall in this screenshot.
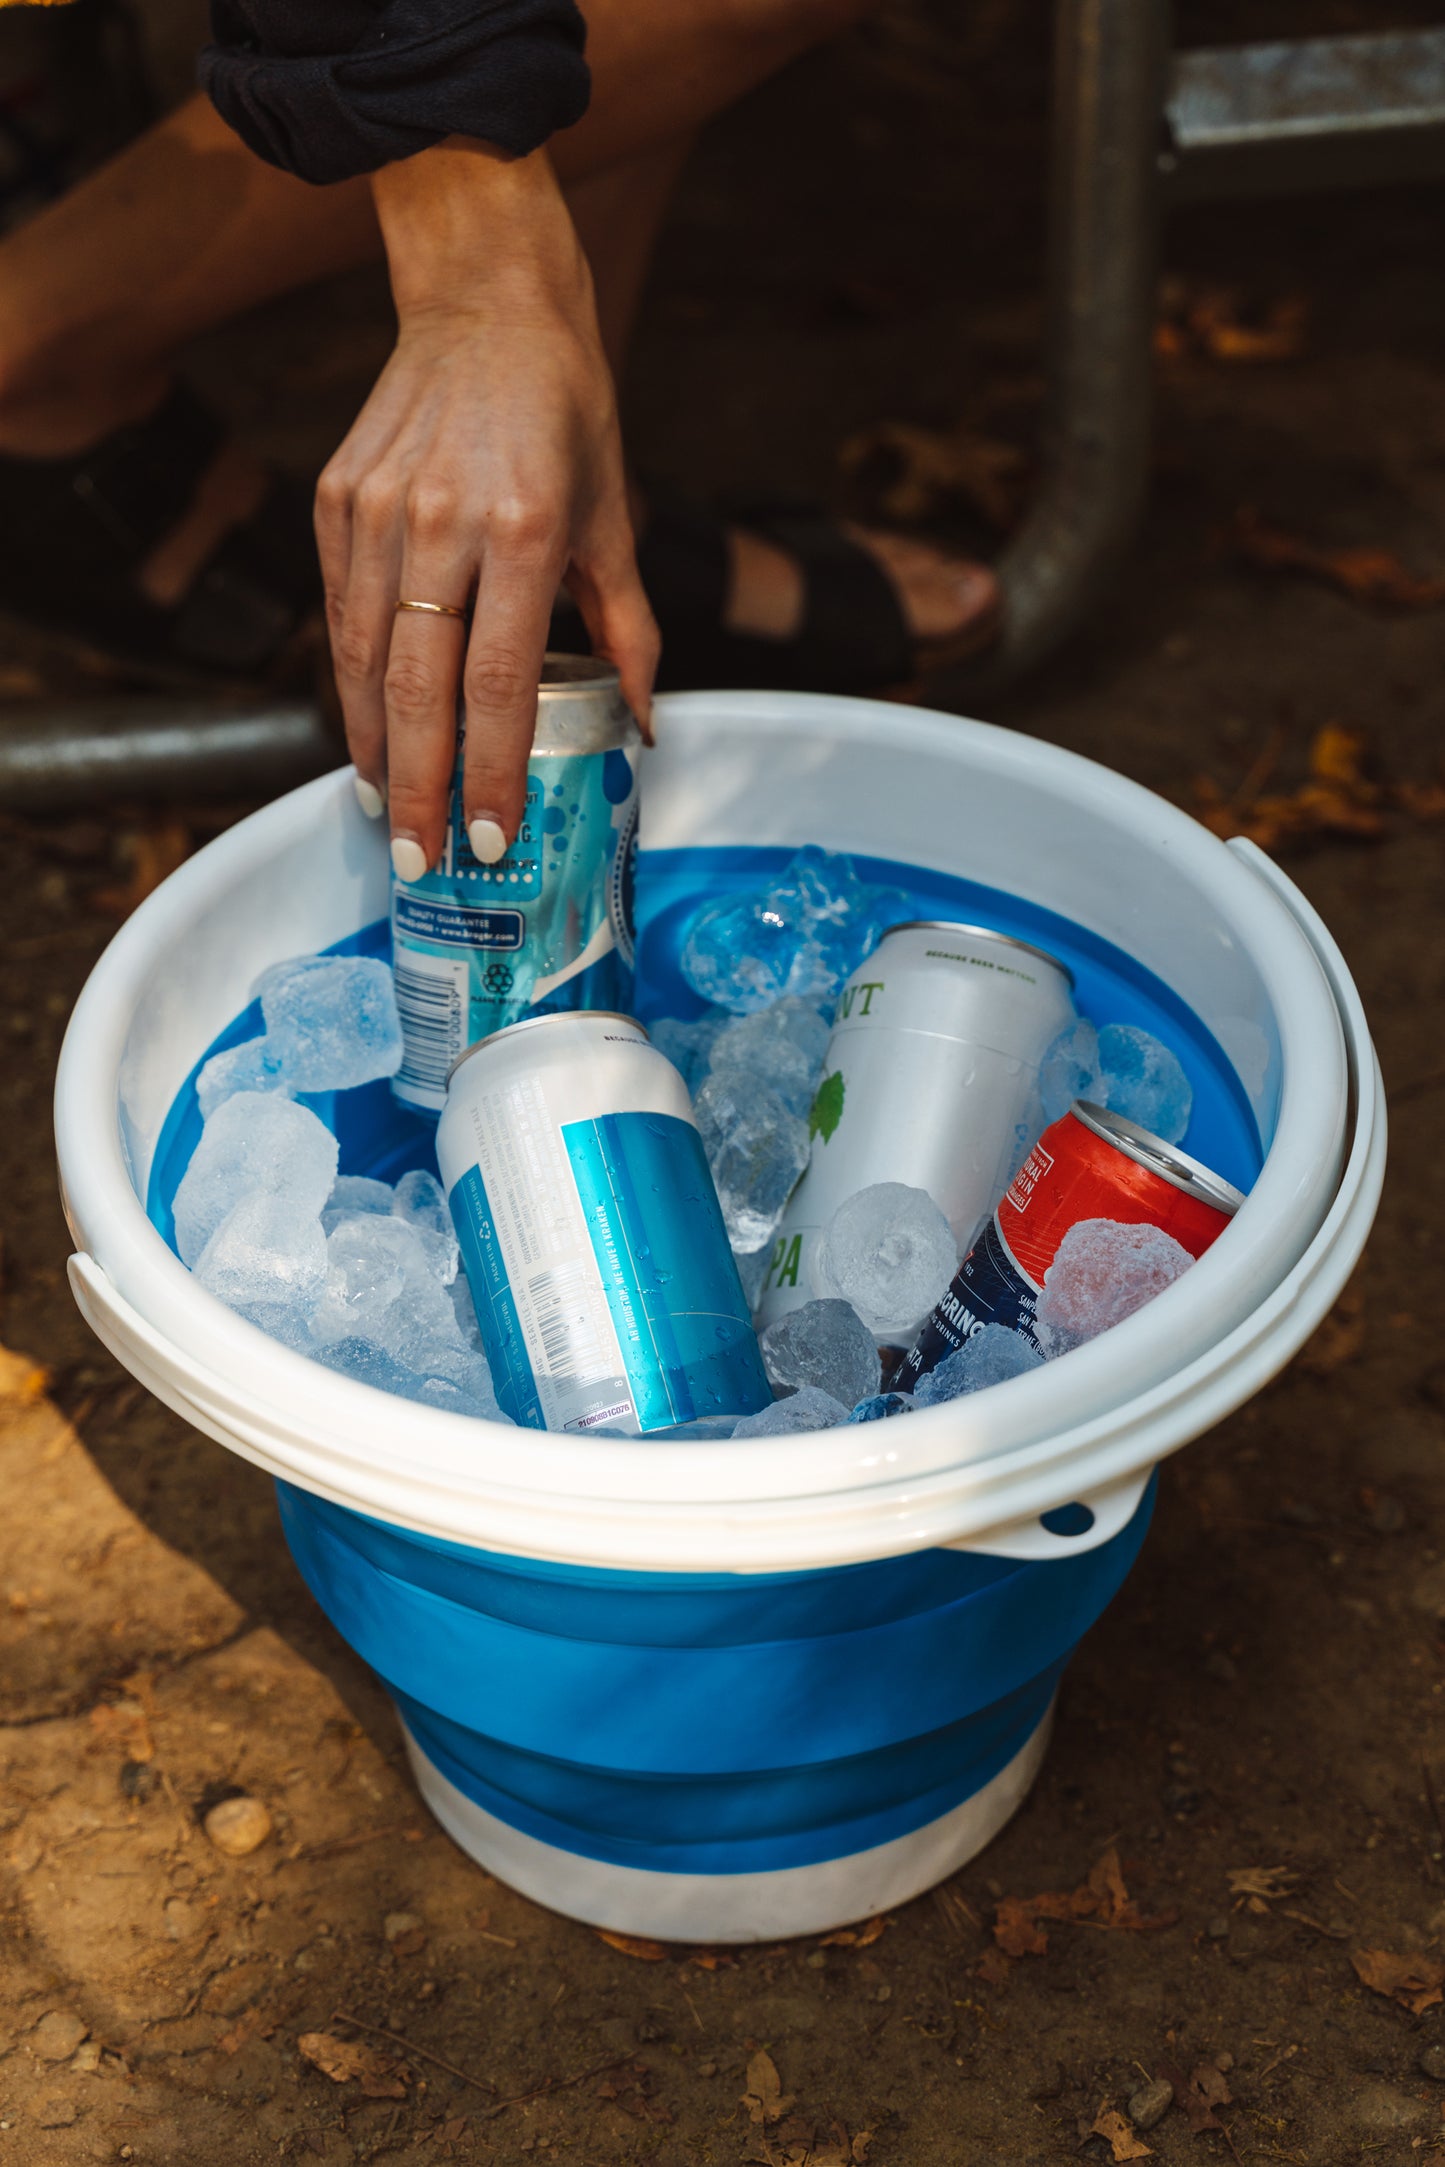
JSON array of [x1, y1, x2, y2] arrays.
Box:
[[276, 1477, 1154, 1876]]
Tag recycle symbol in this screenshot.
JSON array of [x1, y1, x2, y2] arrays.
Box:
[[482, 961, 516, 997]]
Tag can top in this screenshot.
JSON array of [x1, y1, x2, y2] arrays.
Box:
[[533, 653, 636, 752], [446, 1008, 649, 1087], [1071, 1100, 1246, 1215], [878, 919, 1073, 987]]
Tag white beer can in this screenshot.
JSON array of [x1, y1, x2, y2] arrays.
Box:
[[437, 1010, 771, 1435], [757, 921, 1075, 1328]]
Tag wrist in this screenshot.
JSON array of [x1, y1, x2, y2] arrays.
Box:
[[373, 139, 584, 319]]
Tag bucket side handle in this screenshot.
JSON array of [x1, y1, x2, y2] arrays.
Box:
[[944, 1467, 1153, 1560]]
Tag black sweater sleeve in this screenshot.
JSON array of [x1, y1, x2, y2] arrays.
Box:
[[199, 0, 590, 186]]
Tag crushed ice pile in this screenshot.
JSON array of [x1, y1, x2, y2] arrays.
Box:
[[177, 957, 508, 1422], [177, 854, 1210, 1439]]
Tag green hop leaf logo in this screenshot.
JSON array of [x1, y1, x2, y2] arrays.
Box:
[[809, 1069, 845, 1144]]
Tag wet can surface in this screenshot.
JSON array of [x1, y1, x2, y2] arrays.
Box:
[[391, 655, 641, 1116], [895, 1100, 1245, 1391], [437, 1011, 772, 1435], [758, 921, 1076, 1326]]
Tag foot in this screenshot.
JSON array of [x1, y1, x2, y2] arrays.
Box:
[[724, 520, 998, 656], [0, 374, 270, 611]]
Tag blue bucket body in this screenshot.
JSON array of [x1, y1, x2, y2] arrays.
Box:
[[143, 842, 1255, 1907], [276, 1474, 1154, 1876]]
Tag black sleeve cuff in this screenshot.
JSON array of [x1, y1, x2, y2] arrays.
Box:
[[200, 0, 591, 186]]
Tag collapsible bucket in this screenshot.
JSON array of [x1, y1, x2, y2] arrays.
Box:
[[55, 692, 1384, 1939]]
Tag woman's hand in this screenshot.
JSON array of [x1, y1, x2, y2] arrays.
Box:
[[315, 137, 657, 878]]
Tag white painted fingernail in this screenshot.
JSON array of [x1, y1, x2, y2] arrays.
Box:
[[468, 817, 508, 865], [354, 776, 386, 819], [390, 836, 428, 883]]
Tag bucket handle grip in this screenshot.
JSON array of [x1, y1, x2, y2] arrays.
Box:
[[944, 1468, 1152, 1560]]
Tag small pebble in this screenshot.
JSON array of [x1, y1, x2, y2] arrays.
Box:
[[203, 1794, 273, 1858], [1206, 1915, 1231, 1940], [384, 1910, 424, 1944], [70, 2041, 102, 2075], [1128, 2076, 1174, 2131], [34, 2096, 77, 2129], [697, 2060, 718, 2078], [29, 2012, 88, 2062], [1419, 2043, 1445, 2082]]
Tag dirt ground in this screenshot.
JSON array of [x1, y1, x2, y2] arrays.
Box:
[[4, 2, 1445, 2162]]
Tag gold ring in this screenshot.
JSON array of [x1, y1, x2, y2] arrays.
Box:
[[395, 599, 467, 619]]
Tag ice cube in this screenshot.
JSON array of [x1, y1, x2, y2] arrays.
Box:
[[649, 1011, 729, 1095], [692, 1073, 810, 1251], [322, 1175, 394, 1236], [913, 1322, 1045, 1405], [193, 1189, 328, 1327], [1095, 1024, 1193, 1145], [813, 1182, 957, 1340], [196, 1036, 293, 1121], [1038, 1019, 1102, 1126], [680, 847, 911, 1016], [392, 1166, 459, 1283], [1032, 1216, 1194, 1355], [173, 1092, 339, 1268], [257, 954, 404, 1092], [759, 1298, 881, 1408], [310, 1214, 424, 1346], [731, 1384, 850, 1437], [708, 996, 831, 1119], [314, 1335, 511, 1422], [846, 1392, 916, 1422]]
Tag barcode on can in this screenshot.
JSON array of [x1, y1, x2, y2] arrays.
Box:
[[393, 956, 466, 1096], [528, 1259, 611, 1387]]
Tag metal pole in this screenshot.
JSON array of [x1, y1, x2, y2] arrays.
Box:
[[0, 698, 339, 811], [941, 0, 1170, 700]]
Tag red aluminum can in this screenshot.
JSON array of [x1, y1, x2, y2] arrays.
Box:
[[896, 1100, 1245, 1390]]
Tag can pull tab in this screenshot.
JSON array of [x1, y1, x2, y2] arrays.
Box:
[[945, 1468, 1153, 1560]]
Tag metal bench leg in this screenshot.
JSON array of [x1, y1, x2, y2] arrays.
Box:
[[947, 0, 1169, 699]]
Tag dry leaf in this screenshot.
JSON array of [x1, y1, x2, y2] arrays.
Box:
[[974, 1944, 1014, 1986], [1352, 1946, 1445, 2015], [1157, 282, 1308, 365], [215, 2005, 277, 2056], [839, 419, 1027, 530], [991, 1846, 1177, 1959], [1091, 2106, 1153, 2160], [1227, 1866, 1298, 1902], [593, 1929, 668, 1961], [0, 1346, 49, 1402], [817, 1916, 887, 1949], [297, 2032, 407, 2099], [1394, 779, 1445, 820], [686, 1948, 737, 1971], [1231, 508, 1445, 609], [741, 2049, 796, 2127], [1192, 726, 1387, 850], [1179, 2059, 1234, 2134]]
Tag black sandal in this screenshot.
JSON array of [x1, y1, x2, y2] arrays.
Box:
[[554, 487, 999, 694], [0, 382, 323, 680]]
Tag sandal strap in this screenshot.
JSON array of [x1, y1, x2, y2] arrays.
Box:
[[633, 485, 730, 626], [66, 383, 224, 559], [750, 514, 913, 690]]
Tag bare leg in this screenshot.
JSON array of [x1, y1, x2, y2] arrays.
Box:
[[0, 0, 991, 649]]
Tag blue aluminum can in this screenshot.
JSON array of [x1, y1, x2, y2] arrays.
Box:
[[391, 655, 640, 1115], [437, 1010, 772, 1436]]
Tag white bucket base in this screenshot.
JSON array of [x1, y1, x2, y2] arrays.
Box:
[[399, 1704, 1054, 1943]]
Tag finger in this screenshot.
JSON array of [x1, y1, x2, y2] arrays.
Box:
[[568, 536, 660, 746], [384, 569, 472, 879], [460, 558, 561, 860], [329, 469, 407, 820]]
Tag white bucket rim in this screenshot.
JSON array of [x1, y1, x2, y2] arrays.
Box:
[[55, 695, 1382, 1570]]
